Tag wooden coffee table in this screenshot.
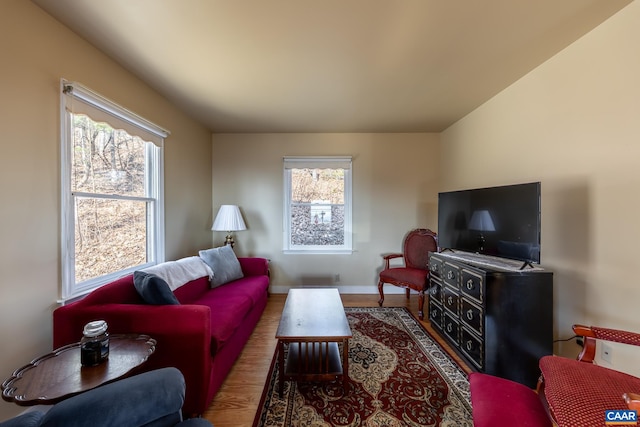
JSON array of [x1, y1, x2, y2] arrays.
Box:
[[1, 334, 156, 406], [275, 288, 352, 396]]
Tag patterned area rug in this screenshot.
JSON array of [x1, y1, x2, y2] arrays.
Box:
[[253, 307, 473, 427]]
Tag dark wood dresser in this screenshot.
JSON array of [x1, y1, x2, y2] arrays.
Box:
[[428, 251, 553, 388]]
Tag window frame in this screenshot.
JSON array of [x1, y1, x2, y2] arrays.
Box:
[[283, 156, 353, 254], [60, 80, 169, 301]]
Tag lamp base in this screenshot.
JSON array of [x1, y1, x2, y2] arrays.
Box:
[[224, 233, 235, 248]]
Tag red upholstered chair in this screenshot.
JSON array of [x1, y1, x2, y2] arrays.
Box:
[[377, 228, 437, 320], [537, 324, 640, 427], [469, 372, 552, 427]]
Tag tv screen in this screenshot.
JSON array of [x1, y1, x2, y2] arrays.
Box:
[[437, 182, 541, 264]]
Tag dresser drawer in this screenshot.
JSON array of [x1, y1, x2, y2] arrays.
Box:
[[443, 262, 460, 288], [460, 299, 484, 335], [428, 299, 443, 331], [428, 255, 443, 278], [443, 312, 460, 345], [428, 277, 442, 304], [461, 327, 483, 370], [460, 268, 484, 303], [442, 285, 459, 315]]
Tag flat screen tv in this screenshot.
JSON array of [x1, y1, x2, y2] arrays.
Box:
[[437, 182, 541, 265]]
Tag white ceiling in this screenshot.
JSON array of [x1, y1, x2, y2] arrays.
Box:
[[33, 0, 631, 133]]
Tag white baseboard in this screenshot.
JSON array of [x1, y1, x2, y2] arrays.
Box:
[[269, 285, 411, 295]]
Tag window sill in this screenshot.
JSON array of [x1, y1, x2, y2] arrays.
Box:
[[283, 249, 353, 255]]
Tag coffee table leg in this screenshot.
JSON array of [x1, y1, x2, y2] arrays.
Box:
[[343, 338, 349, 391], [278, 340, 285, 397]]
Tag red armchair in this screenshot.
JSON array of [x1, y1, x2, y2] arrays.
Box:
[[377, 228, 437, 320], [537, 324, 640, 426]]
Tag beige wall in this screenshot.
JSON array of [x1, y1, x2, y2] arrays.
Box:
[[0, 1, 212, 420], [441, 2, 640, 370], [2, 0, 639, 421], [212, 133, 440, 292]]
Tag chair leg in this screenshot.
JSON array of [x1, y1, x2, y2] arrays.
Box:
[[418, 291, 425, 321], [377, 280, 384, 306]]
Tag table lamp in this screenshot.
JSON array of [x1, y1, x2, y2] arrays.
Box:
[[212, 205, 246, 248], [469, 209, 495, 252]]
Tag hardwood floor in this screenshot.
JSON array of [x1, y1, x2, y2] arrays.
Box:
[[202, 293, 470, 426]]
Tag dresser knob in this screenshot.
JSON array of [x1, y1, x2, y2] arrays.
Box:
[[466, 279, 474, 290], [447, 271, 454, 280], [447, 296, 453, 305], [466, 310, 473, 320], [447, 324, 452, 333], [466, 340, 473, 351]]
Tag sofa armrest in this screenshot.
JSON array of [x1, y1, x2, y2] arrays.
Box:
[[53, 303, 213, 417], [0, 412, 44, 427], [41, 368, 186, 427], [573, 324, 640, 363], [238, 257, 269, 277], [54, 303, 210, 348]]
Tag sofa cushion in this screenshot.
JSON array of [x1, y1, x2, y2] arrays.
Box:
[[199, 277, 269, 353], [209, 275, 270, 305], [199, 246, 244, 288], [195, 291, 253, 354], [133, 271, 180, 305], [173, 277, 211, 304]]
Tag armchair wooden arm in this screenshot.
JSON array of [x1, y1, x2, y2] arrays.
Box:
[[381, 253, 403, 269], [573, 324, 640, 363], [623, 392, 640, 411]]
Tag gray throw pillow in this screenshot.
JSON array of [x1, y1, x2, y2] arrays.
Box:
[[133, 271, 180, 305], [199, 245, 244, 288]]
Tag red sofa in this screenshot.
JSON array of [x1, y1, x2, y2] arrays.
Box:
[[53, 257, 270, 417]]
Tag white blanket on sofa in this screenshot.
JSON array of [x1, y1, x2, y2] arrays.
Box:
[[142, 256, 213, 291]]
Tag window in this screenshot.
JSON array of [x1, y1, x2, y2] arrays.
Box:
[[60, 80, 169, 301], [283, 157, 352, 253]]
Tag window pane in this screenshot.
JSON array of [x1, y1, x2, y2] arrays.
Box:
[[74, 197, 147, 283], [290, 168, 345, 246], [71, 114, 147, 197], [291, 204, 345, 245], [291, 168, 345, 203]]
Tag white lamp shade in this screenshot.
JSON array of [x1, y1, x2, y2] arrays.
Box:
[[212, 205, 246, 231], [469, 210, 496, 232]]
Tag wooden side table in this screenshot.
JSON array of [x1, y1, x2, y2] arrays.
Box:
[[1, 334, 156, 406]]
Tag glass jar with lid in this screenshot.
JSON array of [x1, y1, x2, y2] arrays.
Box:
[[80, 320, 109, 367]]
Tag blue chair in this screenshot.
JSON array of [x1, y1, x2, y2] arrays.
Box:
[[0, 368, 212, 427]]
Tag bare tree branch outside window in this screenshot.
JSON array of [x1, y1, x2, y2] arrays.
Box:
[[71, 114, 149, 282]]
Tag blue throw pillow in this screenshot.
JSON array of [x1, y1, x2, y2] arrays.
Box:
[[198, 245, 244, 288], [133, 271, 180, 305]]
